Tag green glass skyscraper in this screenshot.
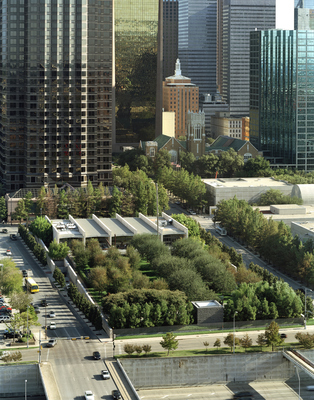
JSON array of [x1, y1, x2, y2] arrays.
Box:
[[114, 0, 162, 148], [250, 30, 314, 171], [0, 0, 113, 191]]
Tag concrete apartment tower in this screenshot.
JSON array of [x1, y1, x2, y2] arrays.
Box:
[[219, 0, 276, 116], [178, 0, 217, 96], [162, 59, 199, 138], [0, 0, 113, 191]]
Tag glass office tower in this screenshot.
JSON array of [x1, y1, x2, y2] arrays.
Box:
[[115, 0, 160, 144], [163, 0, 178, 79], [250, 30, 314, 171], [0, 0, 113, 191]]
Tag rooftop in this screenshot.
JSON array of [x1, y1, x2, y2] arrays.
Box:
[[203, 177, 292, 189]]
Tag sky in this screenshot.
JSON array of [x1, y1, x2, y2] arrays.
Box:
[[276, 0, 294, 30]]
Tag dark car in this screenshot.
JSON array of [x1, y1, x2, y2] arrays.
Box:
[[41, 299, 48, 307], [1, 228, 7, 233], [22, 270, 28, 277], [112, 390, 121, 400], [280, 333, 287, 339], [10, 234, 17, 240], [3, 330, 22, 339], [33, 305, 40, 314], [93, 351, 101, 360]]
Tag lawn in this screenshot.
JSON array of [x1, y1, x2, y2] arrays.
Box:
[[139, 259, 158, 280]]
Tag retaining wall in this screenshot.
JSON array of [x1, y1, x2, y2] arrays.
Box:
[[120, 352, 295, 389]]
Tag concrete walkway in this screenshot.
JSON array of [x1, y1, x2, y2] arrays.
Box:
[[106, 358, 139, 400]]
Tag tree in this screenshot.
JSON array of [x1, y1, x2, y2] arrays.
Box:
[[295, 332, 314, 349], [57, 190, 70, 219], [88, 267, 107, 294], [203, 341, 210, 352], [160, 332, 179, 356], [126, 246, 141, 270], [53, 267, 66, 287], [29, 216, 53, 245], [109, 186, 122, 217], [239, 334, 253, 352], [23, 191, 33, 225], [0, 197, 7, 221], [264, 321, 283, 351], [48, 240, 70, 260], [9, 291, 31, 313], [224, 333, 235, 352], [256, 333, 267, 351], [12, 199, 28, 223], [142, 344, 152, 355], [213, 339, 221, 352], [124, 344, 135, 355], [0, 259, 23, 295]]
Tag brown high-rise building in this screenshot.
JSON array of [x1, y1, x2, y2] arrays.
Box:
[[162, 59, 199, 138]]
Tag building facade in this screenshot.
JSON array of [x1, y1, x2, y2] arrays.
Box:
[[295, 0, 314, 29], [0, 0, 113, 191], [178, 0, 217, 96], [219, 0, 276, 116], [163, 0, 178, 79], [250, 30, 314, 171], [186, 111, 206, 158], [162, 59, 199, 138], [211, 112, 243, 139], [114, 0, 162, 148]]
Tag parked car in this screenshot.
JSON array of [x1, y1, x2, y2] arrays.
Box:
[[3, 329, 22, 339], [93, 351, 101, 360], [1, 228, 8, 233], [33, 306, 40, 314], [112, 389, 121, 400], [279, 333, 287, 339], [0, 315, 11, 322], [101, 370, 110, 380], [49, 322, 56, 330], [47, 339, 57, 347], [49, 311, 56, 318], [22, 270, 28, 277], [85, 390, 95, 400]]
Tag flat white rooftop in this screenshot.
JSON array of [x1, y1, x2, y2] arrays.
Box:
[[192, 300, 222, 308], [203, 177, 293, 189]]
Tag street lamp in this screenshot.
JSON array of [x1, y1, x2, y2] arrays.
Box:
[[295, 366, 300, 400], [304, 288, 313, 329], [233, 311, 238, 355], [25, 379, 27, 400]]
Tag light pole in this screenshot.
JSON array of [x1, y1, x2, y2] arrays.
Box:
[[233, 311, 238, 355], [304, 288, 313, 329], [295, 366, 300, 400], [25, 379, 27, 400], [26, 305, 29, 348]]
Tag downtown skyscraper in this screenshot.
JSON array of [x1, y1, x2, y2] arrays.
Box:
[[178, 0, 217, 96], [219, 0, 276, 116], [0, 0, 113, 191]]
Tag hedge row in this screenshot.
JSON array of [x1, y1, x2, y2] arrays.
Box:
[[18, 224, 47, 266]]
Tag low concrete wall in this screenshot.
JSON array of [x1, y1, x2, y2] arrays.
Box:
[[0, 364, 45, 398], [120, 352, 295, 389]]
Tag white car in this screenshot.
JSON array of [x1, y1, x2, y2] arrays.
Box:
[[49, 311, 56, 318], [101, 370, 110, 380], [49, 322, 56, 330], [84, 390, 95, 400], [6, 249, 12, 256]]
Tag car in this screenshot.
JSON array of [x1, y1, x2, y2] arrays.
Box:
[[41, 299, 48, 307], [189, 210, 197, 215], [3, 330, 22, 339], [175, 201, 181, 205], [112, 389, 121, 400], [0, 315, 11, 322], [93, 351, 101, 360], [280, 333, 287, 339], [49, 311, 56, 318], [101, 370, 110, 380], [84, 390, 95, 400], [10, 234, 17, 240], [49, 322, 56, 330], [307, 386, 314, 391], [22, 270, 28, 277], [1, 228, 7, 233], [47, 339, 57, 347], [5, 249, 12, 256]]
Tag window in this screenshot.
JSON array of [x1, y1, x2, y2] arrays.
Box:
[[195, 125, 201, 139]]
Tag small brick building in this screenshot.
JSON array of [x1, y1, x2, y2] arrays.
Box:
[[192, 300, 224, 324]]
